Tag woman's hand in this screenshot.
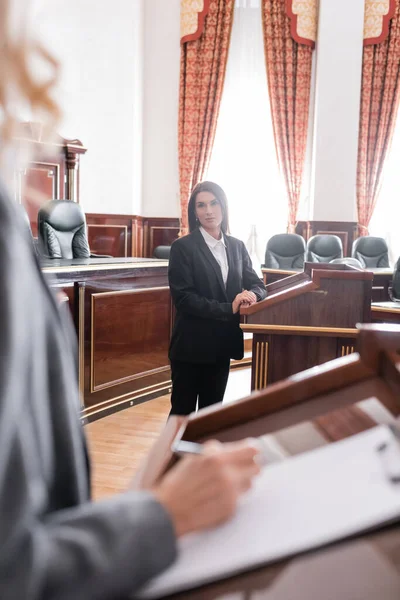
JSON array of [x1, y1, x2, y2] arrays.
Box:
[[232, 290, 257, 313], [153, 440, 260, 537]]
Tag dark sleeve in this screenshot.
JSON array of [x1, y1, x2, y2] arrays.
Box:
[[241, 242, 267, 301], [168, 240, 234, 319]]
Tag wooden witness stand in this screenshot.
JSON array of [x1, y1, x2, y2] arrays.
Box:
[[133, 324, 400, 599], [241, 262, 373, 390]]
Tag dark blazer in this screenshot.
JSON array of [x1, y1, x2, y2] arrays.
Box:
[[0, 187, 176, 599], [168, 228, 267, 363]]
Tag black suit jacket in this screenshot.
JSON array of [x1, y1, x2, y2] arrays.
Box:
[[168, 228, 267, 363]]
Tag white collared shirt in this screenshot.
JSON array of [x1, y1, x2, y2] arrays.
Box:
[[200, 226, 229, 286]]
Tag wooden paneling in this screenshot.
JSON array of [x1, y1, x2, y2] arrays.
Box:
[[90, 287, 172, 391], [86, 214, 137, 258], [143, 217, 180, 257], [87, 225, 128, 257], [43, 260, 172, 422], [251, 333, 357, 389], [296, 220, 358, 256], [15, 123, 86, 235], [242, 265, 372, 389], [85, 214, 178, 258], [78, 269, 172, 421]]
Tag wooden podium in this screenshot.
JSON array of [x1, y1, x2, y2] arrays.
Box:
[[241, 262, 373, 390], [132, 323, 400, 599]]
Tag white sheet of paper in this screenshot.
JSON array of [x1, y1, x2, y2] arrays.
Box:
[[135, 425, 400, 599]]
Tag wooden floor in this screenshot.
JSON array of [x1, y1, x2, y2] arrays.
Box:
[[86, 395, 170, 499], [86, 367, 251, 500]]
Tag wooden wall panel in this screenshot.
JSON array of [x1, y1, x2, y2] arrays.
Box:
[[15, 123, 86, 236], [296, 221, 358, 256], [90, 288, 172, 392], [85, 214, 178, 258], [143, 217, 180, 257]]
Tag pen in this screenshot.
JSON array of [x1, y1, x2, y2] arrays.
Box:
[[173, 438, 268, 466], [173, 440, 204, 457]]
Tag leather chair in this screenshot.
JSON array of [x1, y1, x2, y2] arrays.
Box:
[[306, 234, 343, 263], [264, 233, 306, 269], [38, 200, 109, 259], [330, 257, 363, 269], [153, 245, 171, 259], [351, 236, 390, 268], [392, 257, 400, 301]]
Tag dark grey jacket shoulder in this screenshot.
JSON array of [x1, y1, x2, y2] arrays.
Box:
[[0, 189, 176, 599]]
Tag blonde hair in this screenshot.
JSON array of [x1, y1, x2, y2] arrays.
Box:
[[0, 0, 60, 147]]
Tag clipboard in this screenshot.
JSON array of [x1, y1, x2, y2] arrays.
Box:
[[135, 424, 400, 599]]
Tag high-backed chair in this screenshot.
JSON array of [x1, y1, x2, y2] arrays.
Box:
[[391, 257, 400, 301], [264, 233, 306, 269], [38, 200, 109, 259], [306, 234, 343, 263], [351, 236, 389, 268], [330, 257, 363, 269], [153, 245, 171, 259]]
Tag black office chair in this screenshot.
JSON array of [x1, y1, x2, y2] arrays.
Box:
[[38, 200, 110, 259], [330, 257, 363, 269], [306, 234, 343, 263], [153, 245, 171, 259], [264, 233, 306, 269], [390, 257, 400, 301], [351, 236, 390, 268]]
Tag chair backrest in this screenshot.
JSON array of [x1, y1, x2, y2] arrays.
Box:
[[329, 257, 363, 269], [306, 234, 343, 263], [351, 236, 390, 268], [264, 233, 306, 269], [391, 257, 400, 300], [153, 245, 171, 259], [38, 199, 90, 259]]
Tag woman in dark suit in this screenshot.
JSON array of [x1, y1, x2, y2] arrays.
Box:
[[168, 181, 267, 415]]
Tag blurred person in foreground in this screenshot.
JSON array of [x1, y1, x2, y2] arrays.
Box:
[[0, 2, 260, 599]]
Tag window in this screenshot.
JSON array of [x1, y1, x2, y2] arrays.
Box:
[[369, 114, 400, 265], [207, 0, 288, 268]]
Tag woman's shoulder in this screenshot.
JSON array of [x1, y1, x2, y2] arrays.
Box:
[[171, 230, 200, 250], [225, 234, 245, 249]]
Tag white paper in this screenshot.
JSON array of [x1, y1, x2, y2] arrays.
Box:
[[135, 426, 400, 599]]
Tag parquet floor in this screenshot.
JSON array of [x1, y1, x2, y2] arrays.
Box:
[[86, 367, 251, 500]]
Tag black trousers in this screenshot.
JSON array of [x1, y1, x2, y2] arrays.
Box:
[[170, 359, 231, 416]]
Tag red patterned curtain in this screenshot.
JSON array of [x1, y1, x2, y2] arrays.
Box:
[[179, 0, 235, 235], [357, 1, 400, 236], [262, 0, 313, 232]]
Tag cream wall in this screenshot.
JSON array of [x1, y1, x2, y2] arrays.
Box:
[[34, 0, 144, 215], [309, 0, 364, 222], [142, 0, 181, 217]]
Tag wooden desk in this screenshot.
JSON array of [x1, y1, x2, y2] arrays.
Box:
[[242, 264, 372, 389], [262, 267, 393, 303], [41, 257, 171, 423], [132, 325, 400, 600], [372, 301, 400, 324]]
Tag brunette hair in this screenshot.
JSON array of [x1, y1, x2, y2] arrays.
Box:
[[187, 181, 230, 233]]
